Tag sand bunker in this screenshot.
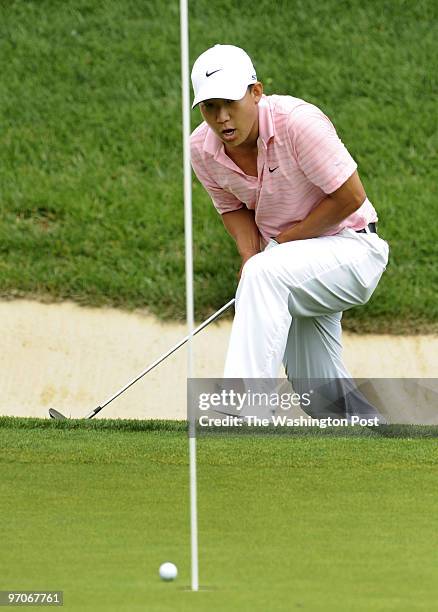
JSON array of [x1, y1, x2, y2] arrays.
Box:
[[1, 300, 436, 420]]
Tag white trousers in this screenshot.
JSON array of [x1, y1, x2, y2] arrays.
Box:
[[223, 228, 389, 380]]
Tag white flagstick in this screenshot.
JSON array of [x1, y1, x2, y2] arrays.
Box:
[[179, 0, 199, 592]]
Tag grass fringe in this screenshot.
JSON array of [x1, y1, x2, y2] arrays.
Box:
[[0, 416, 437, 438]]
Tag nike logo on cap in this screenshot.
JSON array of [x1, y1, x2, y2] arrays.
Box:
[[206, 69, 222, 77]]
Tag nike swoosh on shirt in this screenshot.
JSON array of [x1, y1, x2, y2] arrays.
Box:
[[206, 69, 222, 77], [268, 166, 279, 173]]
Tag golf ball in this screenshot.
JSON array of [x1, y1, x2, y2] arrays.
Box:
[[159, 562, 178, 581]]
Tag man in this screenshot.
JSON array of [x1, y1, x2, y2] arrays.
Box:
[[190, 44, 389, 415]]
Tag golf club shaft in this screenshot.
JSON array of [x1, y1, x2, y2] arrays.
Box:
[[84, 298, 235, 418]]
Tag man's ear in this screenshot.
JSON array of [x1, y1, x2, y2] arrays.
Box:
[[252, 82, 264, 104]]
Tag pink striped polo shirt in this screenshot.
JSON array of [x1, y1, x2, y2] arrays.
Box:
[[190, 94, 378, 243]]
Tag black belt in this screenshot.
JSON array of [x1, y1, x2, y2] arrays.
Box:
[[356, 222, 377, 234]]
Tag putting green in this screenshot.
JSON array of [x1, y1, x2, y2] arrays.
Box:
[[0, 418, 437, 611]]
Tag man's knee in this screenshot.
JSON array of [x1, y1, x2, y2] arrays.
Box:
[[287, 286, 311, 317], [287, 284, 333, 318]]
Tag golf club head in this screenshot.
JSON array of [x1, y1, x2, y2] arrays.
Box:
[[49, 408, 67, 420]]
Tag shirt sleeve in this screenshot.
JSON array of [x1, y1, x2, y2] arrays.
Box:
[[190, 141, 244, 214], [287, 104, 357, 194]]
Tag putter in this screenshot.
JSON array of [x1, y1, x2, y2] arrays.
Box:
[[48, 298, 235, 420]]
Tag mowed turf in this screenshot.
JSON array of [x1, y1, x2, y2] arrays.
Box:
[[0, 0, 437, 332], [0, 419, 437, 611]]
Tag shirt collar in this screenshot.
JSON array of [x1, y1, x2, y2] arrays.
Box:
[[203, 125, 221, 157], [257, 95, 275, 146]]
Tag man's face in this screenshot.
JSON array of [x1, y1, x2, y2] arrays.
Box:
[[199, 83, 263, 149]]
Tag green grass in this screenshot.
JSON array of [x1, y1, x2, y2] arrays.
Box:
[[0, 0, 437, 331], [0, 418, 437, 611]]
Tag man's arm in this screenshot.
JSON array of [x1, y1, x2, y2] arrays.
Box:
[[276, 171, 366, 243], [222, 208, 261, 277]]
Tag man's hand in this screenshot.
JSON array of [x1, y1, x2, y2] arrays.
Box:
[[237, 253, 256, 281], [237, 237, 282, 280], [222, 208, 261, 280]]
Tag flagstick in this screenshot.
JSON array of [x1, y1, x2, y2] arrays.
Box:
[[179, 0, 199, 592]]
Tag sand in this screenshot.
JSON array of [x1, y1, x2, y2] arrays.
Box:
[[0, 300, 436, 419]]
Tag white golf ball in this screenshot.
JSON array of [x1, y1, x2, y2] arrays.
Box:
[[159, 562, 178, 581]]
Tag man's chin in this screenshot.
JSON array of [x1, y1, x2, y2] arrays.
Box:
[[220, 131, 239, 145], [223, 136, 245, 149]]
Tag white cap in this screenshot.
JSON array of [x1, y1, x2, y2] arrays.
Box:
[[191, 44, 257, 108]]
